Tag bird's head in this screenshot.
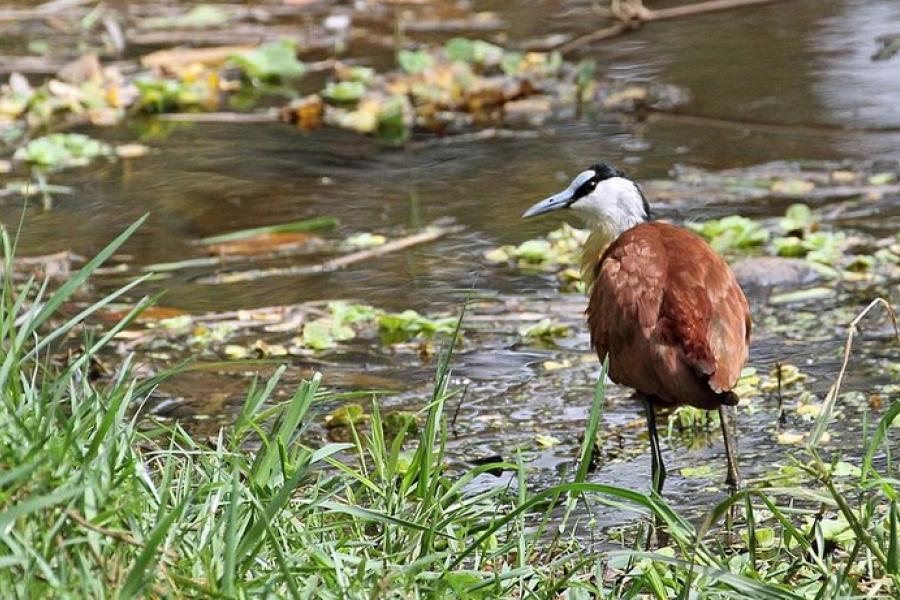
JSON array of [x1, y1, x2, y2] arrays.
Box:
[[521, 163, 650, 231]]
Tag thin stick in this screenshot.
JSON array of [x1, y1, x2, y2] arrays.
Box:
[[559, 0, 794, 54], [807, 297, 899, 448], [0, 0, 91, 23], [65, 509, 178, 561], [0, 56, 71, 74], [157, 112, 280, 124], [557, 23, 628, 54], [197, 224, 461, 284], [776, 361, 785, 426], [647, 0, 788, 20], [644, 109, 900, 136]]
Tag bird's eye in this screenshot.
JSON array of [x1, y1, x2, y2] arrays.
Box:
[[572, 177, 599, 201]]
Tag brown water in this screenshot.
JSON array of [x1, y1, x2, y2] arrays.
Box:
[[2, 0, 899, 524]]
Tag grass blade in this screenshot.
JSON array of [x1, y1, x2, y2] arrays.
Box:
[[119, 495, 191, 598]]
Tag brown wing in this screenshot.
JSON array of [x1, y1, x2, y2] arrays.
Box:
[[587, 222, 751, 409]]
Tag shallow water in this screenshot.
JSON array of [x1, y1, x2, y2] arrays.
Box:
[[2, 0, 899, 526]]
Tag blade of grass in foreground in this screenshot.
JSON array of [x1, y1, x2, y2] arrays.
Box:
[[0, 214, 147, 389], [21, 214, 148, 339], [221, 460, 242, 596], [448, 481, 695, 571], [862, 400, 900, 483], [561, 355, 609, 531], [575, 354, 609, 485], [408, 301, 465, 499], [617, 552, 803, 600], [0, 487, 79, 531], [119, 494, 191, 599], [251, 372, 320, 487]]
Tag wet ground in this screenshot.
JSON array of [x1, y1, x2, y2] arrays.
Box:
[[2, 0, 899, 528]]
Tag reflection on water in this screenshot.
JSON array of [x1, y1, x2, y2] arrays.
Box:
[[814, 0, 900, 130], [5, 0, 898, 314], [1, 0, 898, 521]]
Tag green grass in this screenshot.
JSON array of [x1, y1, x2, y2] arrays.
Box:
[[1, 219, 898, 598]]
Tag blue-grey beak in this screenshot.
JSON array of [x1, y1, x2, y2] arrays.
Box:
[[521, 190, 574, 219]]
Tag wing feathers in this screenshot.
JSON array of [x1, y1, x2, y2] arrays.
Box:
[[587, 222, 750, 408]]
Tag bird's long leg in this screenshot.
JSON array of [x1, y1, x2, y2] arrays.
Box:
[[718, 405, 742, 490], [644, 398, 666, 495], [643, 398, 667, 549]]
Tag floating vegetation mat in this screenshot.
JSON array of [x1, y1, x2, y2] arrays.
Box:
[[1, 34, 686, 172]]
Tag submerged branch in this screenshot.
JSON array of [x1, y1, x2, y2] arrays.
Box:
[[0, 0, 92, 23], [156, 112, 280, 124], [558, 0, 794, 54], [643, 108, 900, 136], [195, 223, 462, 284]]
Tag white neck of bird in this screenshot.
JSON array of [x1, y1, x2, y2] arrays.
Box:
[[572, 177, 650, 287]]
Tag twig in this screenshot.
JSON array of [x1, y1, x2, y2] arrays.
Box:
[[807, 297, 899, 448], [646, 0, 788, 20], [125, 27, 335, 50], [0, 0, 92, 23], [0, 250, 83, 279], [450, 382, 469, 438], [776, 361, 785, 427], [196, 224, 462, 284], [558, 0, 794, 54], [830, 298, 899, 407], [644, 108, 900, 136], [65, 509, 178, 561], [557, 23, 629, 54], [157, 112, 280, 123], [9, 250, 83, 266], [0, 55, 71, 74], [408, 128, 544, 149]]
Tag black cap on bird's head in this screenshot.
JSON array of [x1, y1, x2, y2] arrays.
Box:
[[521, 162, 650, 224]]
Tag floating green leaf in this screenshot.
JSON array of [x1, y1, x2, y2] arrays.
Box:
[[741, 526, 777, 549], [325, 403, 366, 428], [300, 318, 354, 351], [13, 133, 112, 169], [322, 81, 366, 103], [376, 95, 411, 144], [519, 318, 570, 341], [231, 40, 306, 83], [516, 239, 553, 262], [383, 411, 419, 438], [327, 301, 379, 327], [772, 236, 806, 258], [778, 203, 813, 234], [868, 172, 896, 186], [535, 434, 562, 448], [769, 287, 835, 305], [680, 465, 714, 479], [378, 310, 457, 344], [134, 76, 211, 112], [397, 50, 435, 75], [444, 38, 505, 66], [344, 232, 387, 249], [342, 66, 376, 84], [142, 5, 232, 29], [688, 215, 769, 252]]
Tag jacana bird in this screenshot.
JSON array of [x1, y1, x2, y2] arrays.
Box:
[[522, 163, 751, 494]]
